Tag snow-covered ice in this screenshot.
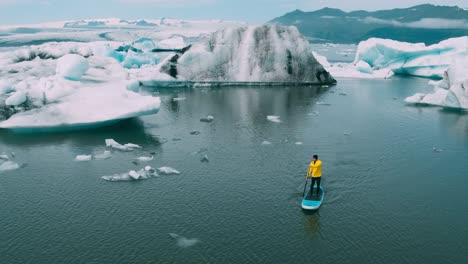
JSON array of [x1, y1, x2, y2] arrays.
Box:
[[134, 156, 154, 162], [56, 54, 89, 80], [0, 161, 21, 172], [5, 91, 27, 106], [94, 150, 112, 160], [157, 166, 181, 175]]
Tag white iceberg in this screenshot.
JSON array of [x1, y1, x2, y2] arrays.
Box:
[[160, 25, 335, 83], [157, 166, 181, 175], [75, 155, 92, 161]]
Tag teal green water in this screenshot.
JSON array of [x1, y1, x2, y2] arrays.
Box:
[[1, 78, 467, 263]]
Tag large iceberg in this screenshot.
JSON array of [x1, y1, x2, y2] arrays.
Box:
[[159, 25, 336, 84], [353, 37, 467, 79], [0, 47, 161, 132], [405, 58, 468, 109]]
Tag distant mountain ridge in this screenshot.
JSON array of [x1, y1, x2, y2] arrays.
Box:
[[270, 4, 468, 44]]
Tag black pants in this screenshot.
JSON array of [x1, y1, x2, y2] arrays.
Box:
[[310, 177, 321, 194]]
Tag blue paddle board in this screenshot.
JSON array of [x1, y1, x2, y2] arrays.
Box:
[[302, 186, 324, 210]]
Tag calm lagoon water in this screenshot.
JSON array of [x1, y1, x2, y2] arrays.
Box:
[[1, 77, 467, 263]]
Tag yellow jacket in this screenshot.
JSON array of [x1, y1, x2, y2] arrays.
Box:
[[307, 160, 322, 178]]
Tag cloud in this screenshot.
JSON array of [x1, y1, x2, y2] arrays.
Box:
[[362, 17, 468, 29]]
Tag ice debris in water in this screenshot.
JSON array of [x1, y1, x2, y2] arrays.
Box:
[[173, 97, 186, 101], [295, 142, 303, 145], [105, 139, 141, 151], [267, 115, 281, 123], [168, 233, 200, 248], [94, 150, 112, 160], [433, 147, 443, 153], [134, 156, 154, 162], [0, 153, 9, 160], [75, 155, 92, 161], [200, 115, 214, 123], [101, 166, 158, 182], [0, 161, 24, 172], [261, 140, 272, 145], [157, 166, 181, 175], [316, 101, 331, 106], [344, 131, 353, 136], [200, 154, 209, 162], [308, 111, 319, 116]]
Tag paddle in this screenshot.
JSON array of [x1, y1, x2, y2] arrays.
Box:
[[302, 178, 309, 197]]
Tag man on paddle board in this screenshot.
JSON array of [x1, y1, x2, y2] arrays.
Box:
[[307, 155, 322, 196]]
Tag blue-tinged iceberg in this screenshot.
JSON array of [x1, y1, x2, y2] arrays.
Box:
[[353, 37, 467, 79], [159, 25, 336, 84]]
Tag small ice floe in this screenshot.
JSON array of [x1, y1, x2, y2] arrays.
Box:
[[101, 166, 158, 182], [168, 233, 200, 248], [200, 115, 214, 123], [200, 154, 209, 162], [295, 142, 303, 145], [134, 156, 154, 162], [75, 155, 92, 161], [157, 166, 181, 175], [0, 153, 9, 160], [316, 101, 331, 106], [173, 97, 186, 101], [94, 151, 112, 160], [105, 139, 142, 151], [344, 131, 353, 136], [267, 115, 281, 123], [0, 161, 22, 172], [308, 111, 319, 116], [261, 140, 272, 145], [190, 131, 201, 135], [433, 147, 443, 153], [321, 85, 329, 88]]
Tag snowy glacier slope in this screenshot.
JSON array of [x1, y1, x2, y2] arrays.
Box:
[[159, 25, 336, 84]]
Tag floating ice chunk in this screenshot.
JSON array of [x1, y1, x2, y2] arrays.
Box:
[[157, 166, 181, 175], [105, 139, 141, 151], [5, 91, 27, 106], [344, 131, 353, 136], [295, 142, 303, 145], [173, 97, 186, 101], [308, 111, 319, 116], [261, 140, 272, 145], [355, 60, 373, 74], [75, 155, 92, 161], [168, 233, 200, 248], [94, 150, 112, 160], [101, 166, 157, 182], [267, 115, 281, 123], [0, 153, 9, 160], [0, 161, 21, 172], [134, 156, 153, 162], [200, 115, 214, 123], [433, 147, 443, 153], [316, 101, 331, 106], [56, 54, 89, 80]]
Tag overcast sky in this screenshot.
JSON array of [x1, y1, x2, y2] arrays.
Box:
[[0, 0, 466, 25]]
